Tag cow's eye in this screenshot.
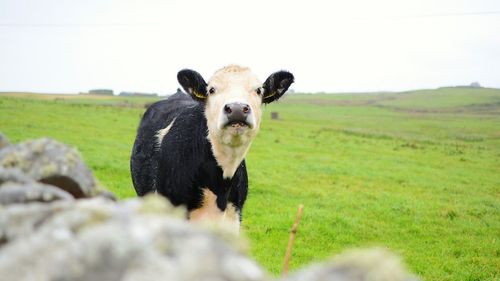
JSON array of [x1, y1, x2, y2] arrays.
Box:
[[255, 87, 264, 96], [208, 87, 216, 94]]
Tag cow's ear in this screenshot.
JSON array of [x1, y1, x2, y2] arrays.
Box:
[[177, 69, 208, 101], [262, 71, 294, 104]]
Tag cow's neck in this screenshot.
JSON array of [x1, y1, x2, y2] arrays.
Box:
[[207, 132, 252, 179]]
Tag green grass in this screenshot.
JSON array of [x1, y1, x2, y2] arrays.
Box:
[[1, 88, 499, 281]]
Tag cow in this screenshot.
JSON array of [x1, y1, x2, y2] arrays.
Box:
[[130, 65, 294, 231]]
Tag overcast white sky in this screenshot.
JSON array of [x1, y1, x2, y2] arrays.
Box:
[[0, 0, 499, 95]]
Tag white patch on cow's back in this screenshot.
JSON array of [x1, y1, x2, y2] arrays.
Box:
[[155, 118, 176, 149], [189, 188, 241, 234]]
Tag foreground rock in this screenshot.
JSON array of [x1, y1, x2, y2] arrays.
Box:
[[0, 181, 74, 205], [0, 195, 263, 281], [0, 134, 418, 281], [0, 137, 112, 202], [287, 248, 418, 281]]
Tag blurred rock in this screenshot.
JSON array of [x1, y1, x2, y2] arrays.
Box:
[[0, 181, 74, 205], [0, 138, 110, 199], [0, 167, 75, 205], [285, 248, 418, 281], [0, 167, 32, 185], [0, 195, 263, 281]]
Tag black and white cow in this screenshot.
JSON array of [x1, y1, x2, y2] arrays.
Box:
[[130, 65, 294, 231]]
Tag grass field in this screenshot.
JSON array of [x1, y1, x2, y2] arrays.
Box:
[[1, 88, 499, 281]]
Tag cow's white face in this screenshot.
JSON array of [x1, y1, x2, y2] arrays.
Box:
[[205, 66, 263, 147], [178, 65, 294, 178]]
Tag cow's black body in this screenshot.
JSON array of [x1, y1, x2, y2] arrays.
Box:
[[130, 92, 248, 214]]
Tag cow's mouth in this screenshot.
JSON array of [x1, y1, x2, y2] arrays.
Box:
[[225, 120, 250, 128]]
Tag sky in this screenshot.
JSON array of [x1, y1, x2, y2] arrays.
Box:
[[0, 0, 499, 95]]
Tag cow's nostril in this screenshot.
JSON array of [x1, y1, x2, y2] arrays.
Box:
[[242, 105, 250, 114], [224, 105, 232, 114]]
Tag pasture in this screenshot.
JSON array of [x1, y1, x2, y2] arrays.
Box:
[[0, 88, 499, 281]]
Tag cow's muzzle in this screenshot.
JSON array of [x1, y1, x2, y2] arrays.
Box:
[[223, 102, 252, 128]]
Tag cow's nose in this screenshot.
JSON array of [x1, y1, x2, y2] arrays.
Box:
[[224, 103, 251, 121]]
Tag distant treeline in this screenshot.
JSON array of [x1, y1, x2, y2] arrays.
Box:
[[118, 92, 158, 97], [80, 89, 158, 97]]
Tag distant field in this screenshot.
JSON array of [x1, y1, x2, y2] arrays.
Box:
[[1, 88, 499, 281]]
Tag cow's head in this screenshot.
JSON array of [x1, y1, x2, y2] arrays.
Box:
[[177, 65, 294, 178]]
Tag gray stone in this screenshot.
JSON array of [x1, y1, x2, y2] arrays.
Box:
[[0, 195, 264, 281], [0, 167, 76, 205], [0, 167, 33, 185], [284, 248, 418, 281], [0, 138, 100, 198], [0, 181, 74, 205]]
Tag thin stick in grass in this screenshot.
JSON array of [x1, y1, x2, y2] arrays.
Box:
[[282, 204, 304, 277]]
